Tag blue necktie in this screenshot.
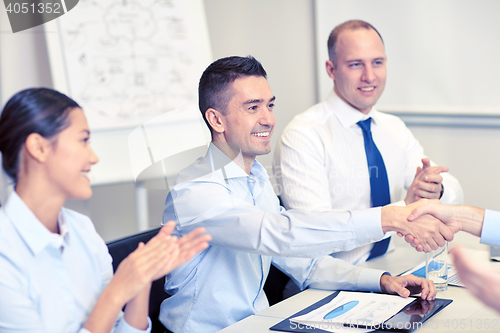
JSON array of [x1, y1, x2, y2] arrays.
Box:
[[357, 118, 391, 260]]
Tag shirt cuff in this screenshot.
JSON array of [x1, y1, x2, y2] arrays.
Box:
[[357, 268, 387, 293], [350, 207, 385, 247], [480, 209, 500, 247], [115, 316, 152, 333]]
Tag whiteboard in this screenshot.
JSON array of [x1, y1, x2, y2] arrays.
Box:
[[45, 0, 212, 185], [46, 0, 212, 130], [315, 0, 500, 115]]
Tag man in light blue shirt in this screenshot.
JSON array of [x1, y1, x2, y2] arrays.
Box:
[[160, 56, 453, 332]]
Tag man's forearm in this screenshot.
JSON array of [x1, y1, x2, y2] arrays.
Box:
[[381, 206, 407, 234], [456, 206, 485, 237]]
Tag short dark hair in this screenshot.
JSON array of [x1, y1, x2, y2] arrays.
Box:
[[0, 88, 79, 183], [198, 56, 267, 132], [327, 20, 384, 67]]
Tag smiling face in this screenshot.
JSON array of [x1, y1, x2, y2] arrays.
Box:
[[217, 75, 275, 165], [45, 108, 99, 200], [326, 28, 387, 114]]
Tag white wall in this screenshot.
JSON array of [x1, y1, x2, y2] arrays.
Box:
[[314, 0, 500, 116], [2, 0, 500, 242], [408, 125, 500, 211], [0, 8, 53, 103], [203, 0, 317, 183]]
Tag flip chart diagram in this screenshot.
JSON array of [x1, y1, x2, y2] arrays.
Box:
[[44, 0, 212, 187], [47, 0, 212, 130]]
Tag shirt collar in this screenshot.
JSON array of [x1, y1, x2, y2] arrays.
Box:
[[58, 210, 69, 240], [4, 191, 69, 256], [208, 143, 269, 182], [326, 90, 381, 128]]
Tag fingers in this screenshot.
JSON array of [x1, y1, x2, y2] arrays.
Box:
[[449, 246, 475, 283], [422, 238, 437, 252], [153, 228, 212, 279], [401, 275, 437, 300], [410, 175, 443, 199], [179, 235, 211, 263], [404, 234, 415, 243], [419, 158, 448, 176], [178, 235, 211, 261], [408, 160, 448, 205], [177, 228, 211, 258], [409, 220, 440, 252], [438, 224, 454, 242], [404, 235, 425, 252], [132, 237, 177, 276], [414, 179, 442, 193], [383, 275, 437, 300], [421, 223, 452, 251], [392, 203, 446, 252], [428, 224, 447, 248], [421, 158, 431, 169], [420, 242, 433, 253], [159, 221, 176, 237], [424, 220, 448, 249], [396, 286, 411, 298], [112, 238, 176, 302], [408, 204, 434, 222], [419, 277, 437, 301], [423, 174, 444, 184], [450, 246, 500, 312], [414, 166, 422, 178], [111, 225, 211, 303], [410, 187, 439, 200], [177, 227, 207, 247], [449, 246, 483, 296]]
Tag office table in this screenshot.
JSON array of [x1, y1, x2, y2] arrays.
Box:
[[219, 233, 500, 333]]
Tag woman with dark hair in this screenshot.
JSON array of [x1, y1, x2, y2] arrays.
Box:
[[0, 88, 211, 333]]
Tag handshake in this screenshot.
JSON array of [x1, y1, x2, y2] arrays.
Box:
[[388, 198, 500, 315], [382, 199, 484, 252]]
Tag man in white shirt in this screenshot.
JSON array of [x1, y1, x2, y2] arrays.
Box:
[[274, 20, 463, 268]]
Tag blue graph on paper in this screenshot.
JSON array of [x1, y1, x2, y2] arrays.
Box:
[[323, 300, 359, 319]]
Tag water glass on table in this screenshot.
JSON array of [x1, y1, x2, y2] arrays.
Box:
[[426, 242, 448, 291]]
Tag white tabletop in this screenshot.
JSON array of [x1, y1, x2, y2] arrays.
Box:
[[219, 233, 500, 332]]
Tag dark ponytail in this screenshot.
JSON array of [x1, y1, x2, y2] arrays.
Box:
[[0, 88, 79, 183]]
